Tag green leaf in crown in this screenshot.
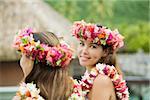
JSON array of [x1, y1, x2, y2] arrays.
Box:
[[79, 29, 83, 38], [40, 47, 45, 51], [56, 59, 62, 66], [100, 39, 106, 45], [36, 45, 41, 49], [21, 38, 28, 44]]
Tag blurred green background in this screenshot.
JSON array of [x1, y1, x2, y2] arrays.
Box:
[[44, 0, 150, 100], [45, 0, 150, 53], [0, 0, 149, 100]]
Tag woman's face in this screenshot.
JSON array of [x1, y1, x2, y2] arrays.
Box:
[[77, 40, 104, 68], [20, 54, 34, 78]]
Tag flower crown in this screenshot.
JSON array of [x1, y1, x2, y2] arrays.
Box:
[[72, 20, 124, 50], [13, 82, 44, 100], [13, 28, 73, 68]]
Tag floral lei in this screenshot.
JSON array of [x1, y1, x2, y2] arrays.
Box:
[[13, 80, 84, 100], [13, 28, 73, 68], [13, 82, 44, 100], [72, 20, 124, 50], [80, 63, 129, 100], [68, 78, 84, 100]]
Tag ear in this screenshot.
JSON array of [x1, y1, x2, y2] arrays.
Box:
[[102, 49, 109, 57]]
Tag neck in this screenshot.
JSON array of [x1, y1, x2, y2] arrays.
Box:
[[86, 65, 95, 73]]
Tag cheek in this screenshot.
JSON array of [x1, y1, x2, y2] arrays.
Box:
[[94, 55, 101, 63], [91, 54, 101, 63], [94, 52, 102, 59], [90, 49, 103, 60], [77, 47, 81, 56]]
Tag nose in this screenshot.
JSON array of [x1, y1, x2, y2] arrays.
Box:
[[82, 46, 89, 55]]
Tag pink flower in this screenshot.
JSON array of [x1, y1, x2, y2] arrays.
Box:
[[72, 20, 125, 50], [13, 27, 73, 68], [107, 29, 124, 50]]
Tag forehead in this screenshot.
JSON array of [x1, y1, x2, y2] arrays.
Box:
[[80, 39, 98, 45]]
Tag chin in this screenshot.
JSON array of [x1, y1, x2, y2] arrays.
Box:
[[79, 61, 89, 67]]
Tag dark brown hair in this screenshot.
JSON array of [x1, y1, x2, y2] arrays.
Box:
[[98, 44, 122, 75], [25, 32, 73, 100]]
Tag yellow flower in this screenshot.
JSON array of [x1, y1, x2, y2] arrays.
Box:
[[20, 46, 24, 52], [31, 41, 35, 45]]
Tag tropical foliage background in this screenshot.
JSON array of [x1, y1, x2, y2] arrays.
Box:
[[45, 0, 149, 53]]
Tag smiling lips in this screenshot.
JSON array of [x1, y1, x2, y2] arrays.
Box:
[[80, 56, 91, 61]]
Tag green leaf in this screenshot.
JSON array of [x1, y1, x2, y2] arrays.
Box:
[[56, 59, 62, 65], [21, 38, 28, 44]]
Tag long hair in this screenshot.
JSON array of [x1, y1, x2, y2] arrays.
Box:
[[25, 32, 73, 100], [98, 45, 122, 75], [97, 25, 122, 75]]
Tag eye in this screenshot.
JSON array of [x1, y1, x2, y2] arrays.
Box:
[[79, 42, 84, 46], [90, 44, 98, 48]]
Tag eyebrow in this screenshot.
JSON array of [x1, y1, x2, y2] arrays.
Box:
[[90, 43, 98, 45], [79, 40, 84, 42]]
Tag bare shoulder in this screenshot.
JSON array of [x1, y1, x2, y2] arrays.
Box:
[[91, 74, 116, 100], [93, 74, 113, 87]]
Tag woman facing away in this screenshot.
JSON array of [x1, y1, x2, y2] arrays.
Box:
[[72, 20, 129, 100], [12, 28, 83, 100]]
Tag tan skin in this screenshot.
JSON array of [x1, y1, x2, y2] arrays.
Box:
[[19, 40, 116, 100], [12, 54, 34, 100], [77, 40, 116, 100], [20, 54, 34, 79]]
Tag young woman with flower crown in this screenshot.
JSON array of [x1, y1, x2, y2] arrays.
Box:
[[72, 20, 129, 100], [12, 28, 84, 100]]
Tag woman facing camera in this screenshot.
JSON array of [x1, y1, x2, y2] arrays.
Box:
[[72, 20, 129, 100]]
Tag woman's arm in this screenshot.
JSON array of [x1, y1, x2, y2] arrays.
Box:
[[91, 74, 115, 100]]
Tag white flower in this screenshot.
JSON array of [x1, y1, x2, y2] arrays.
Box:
[[35, 40, 41, 47], [29, 34, 34, 42], [15, 82, 44, 100], [85, 31, 91, 38], [96, 63, 105, 73]]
